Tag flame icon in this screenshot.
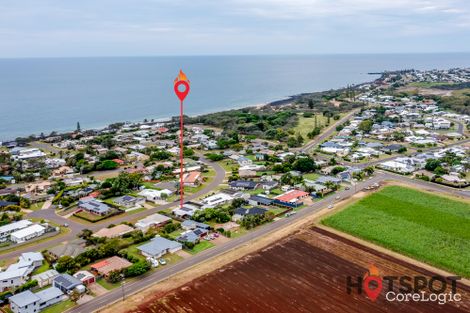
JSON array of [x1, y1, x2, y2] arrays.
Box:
[[363, 264, 383, 302], [174, 69, 190, 85]]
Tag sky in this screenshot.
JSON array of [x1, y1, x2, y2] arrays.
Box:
[[1, 0, 470, 58]]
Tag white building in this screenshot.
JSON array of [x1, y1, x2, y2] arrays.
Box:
[[0, 220, 33, 242], [138, 189, 173, 203], [201, 193, 234, 209], [378, 160, 415, 174], [10, 224, 46, 243], [9, 287, 64, 313], [135, 213, 172, 232]]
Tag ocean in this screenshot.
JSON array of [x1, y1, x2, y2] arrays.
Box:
[[1, 53, 470, 140]]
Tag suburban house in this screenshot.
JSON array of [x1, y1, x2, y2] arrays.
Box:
[[201, 193, 234, 209], [182, 171, 203, 187], [92, 224, 134, 239], [25, 181, 52, 194], [135, 213, 171, 232], [137, 237, 183, 258], [232, 207, 268, 222], [378, 160, 415, 174], [274, 190, 310, 208], [180, 220, 211, 231], [0, 220, 33, 242], [259, 181, 278, 191], [381, 144, 405, 154], [32, 269, 59, 288], [113, 195, 145, 209], [10, 224, 46, 243], [77, 199, 111, 216], [229, 180, 260, 190], [52, 274, 84, 294], [247, 195, 274, 206], [172, 202, 203, 218], [90, 256, 132, 279], [73, 270, 96, 285], [138, 189, 173, 203], [9, 287, 64, 313], [176, 228, 208, 244]]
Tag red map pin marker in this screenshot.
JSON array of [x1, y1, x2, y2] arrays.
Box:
[[174, 70, 190, 101], [363, 274, 383, 301]]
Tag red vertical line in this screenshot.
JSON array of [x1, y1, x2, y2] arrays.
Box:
[[179, 99, 184, 209]]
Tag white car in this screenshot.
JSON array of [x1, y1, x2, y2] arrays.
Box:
[[327, 205, 333, 209]]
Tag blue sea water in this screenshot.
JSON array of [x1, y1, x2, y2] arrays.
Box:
[[1, 53, 470, 140]]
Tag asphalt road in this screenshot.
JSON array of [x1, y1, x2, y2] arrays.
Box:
[[1, 156, 226, 260]]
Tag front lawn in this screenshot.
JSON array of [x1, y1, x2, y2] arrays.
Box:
[[41, 299, 75, 313], [322, 185, 470, 278], [187, 241, 215, 255], [97, 278, 121, 290]]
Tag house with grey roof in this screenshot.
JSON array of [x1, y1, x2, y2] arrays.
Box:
[[137, 237, 182, 258], [78, 199, 110, 216], [9, 287, 64, 313], [53, 273, 83, 294], [181, 220, 210, 231]]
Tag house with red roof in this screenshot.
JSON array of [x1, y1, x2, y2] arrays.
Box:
[[274, 189, 309, 208], [182, 171, 203, 187]]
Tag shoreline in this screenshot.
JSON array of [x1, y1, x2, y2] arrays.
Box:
[[2, 76, 377, 142]]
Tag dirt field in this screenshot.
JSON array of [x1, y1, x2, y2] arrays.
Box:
[[124, 227, 470, 313]]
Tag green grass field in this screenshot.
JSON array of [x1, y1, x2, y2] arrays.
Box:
[[293, 114, 329, 139], [322, 186, 470, 277], [187, 241, 215, 255]]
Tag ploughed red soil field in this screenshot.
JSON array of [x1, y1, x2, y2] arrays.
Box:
[[129, 227, 470, 313]]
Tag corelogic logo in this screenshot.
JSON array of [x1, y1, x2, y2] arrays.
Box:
[[347, 264, 462, 304]]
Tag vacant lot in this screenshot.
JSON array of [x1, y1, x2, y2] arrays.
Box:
[[126, 228, 470, 313], [322, 185, 470, 277]]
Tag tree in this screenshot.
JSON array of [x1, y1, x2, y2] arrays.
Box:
[[56, 256, 79, 273], [124, 261, 150, 277], [364, 166, 375, 176], [358, 119, 373, 133], [308, 99, 314, 109], [425, 159, 441, 172], [107, 270, 123, 283], [292, 157, 316, 173]]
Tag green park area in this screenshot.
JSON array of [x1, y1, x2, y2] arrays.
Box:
[[322, 185, 470, 277]]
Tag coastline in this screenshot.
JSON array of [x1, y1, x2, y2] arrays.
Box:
[[2, 76, 378, 142]]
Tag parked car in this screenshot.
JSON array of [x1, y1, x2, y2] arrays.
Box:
[[327, 205, 333, 209], [159, 258, 167, 265], [147, 257, 159, 267]]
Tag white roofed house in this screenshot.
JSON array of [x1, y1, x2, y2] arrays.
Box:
[[172, 202, 203, 218], [135, 213, 171, 232], [201, 193, 234, 209], [0, 220, 33, 242], [138, 189, 173, 203], [10, 224, 46, 243], [0, 252, 45, 291], [378, 160, 415, 174]]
